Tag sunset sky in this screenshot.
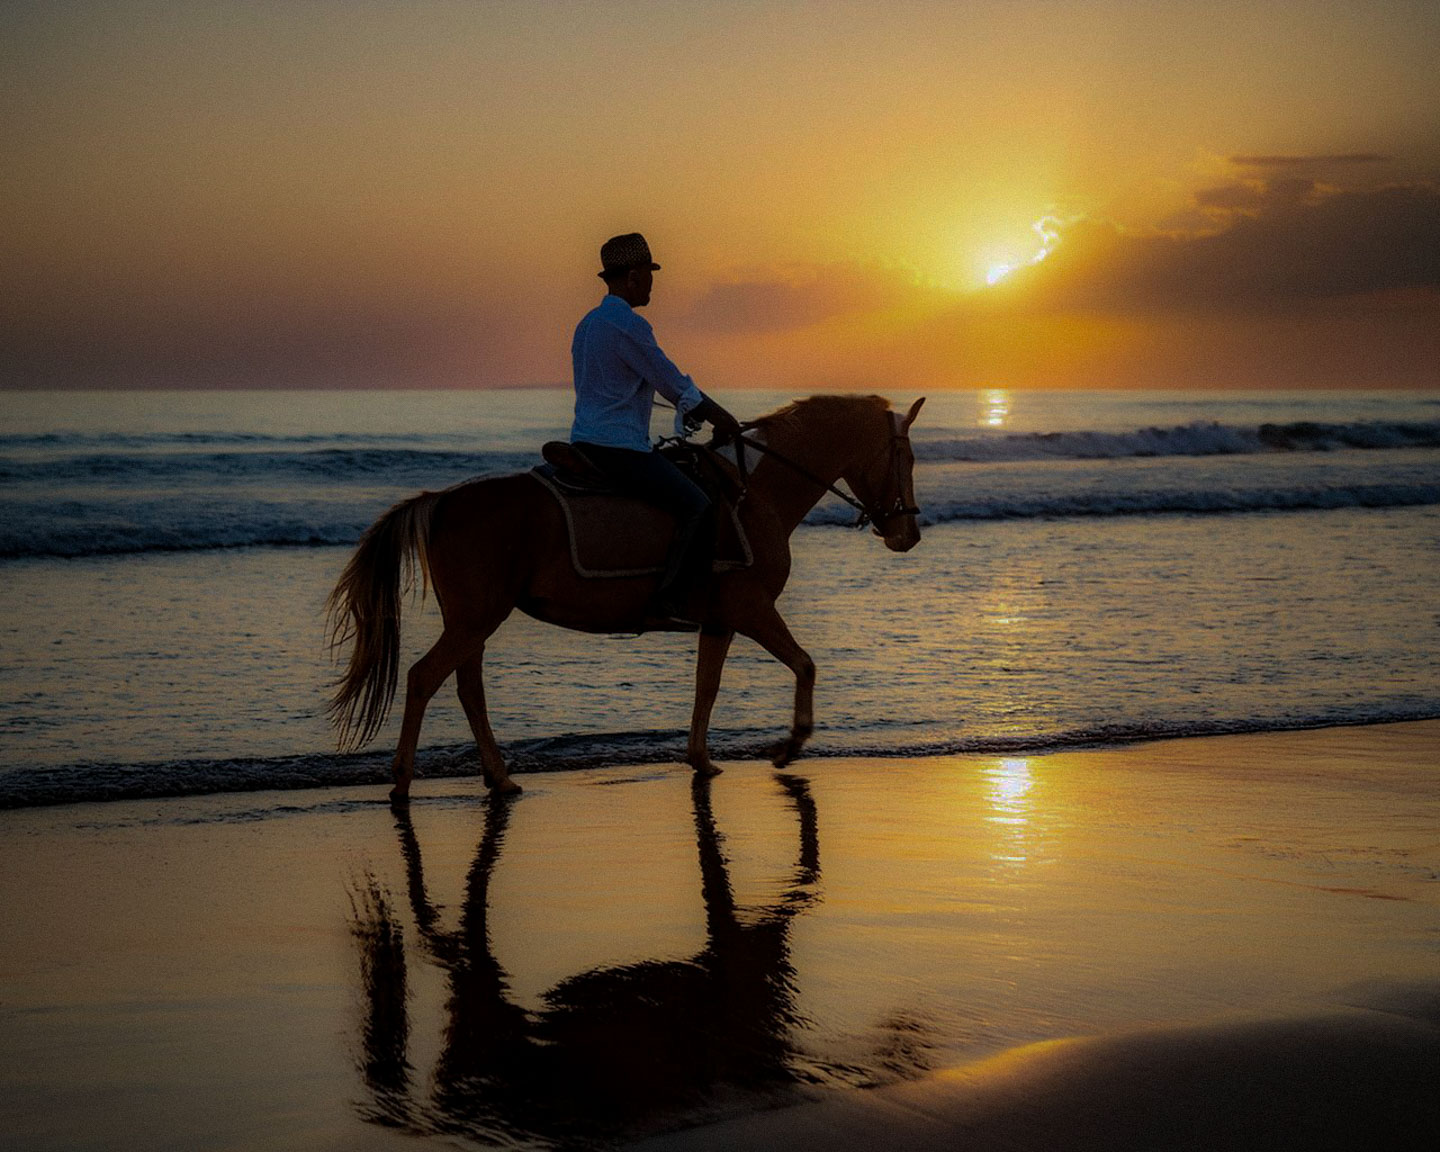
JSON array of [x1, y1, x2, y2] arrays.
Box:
[[4, 0, 1438, 391]]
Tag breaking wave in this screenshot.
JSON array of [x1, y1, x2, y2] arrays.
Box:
[[806, 481, 1440, 526], [4, 418, 1438, 559], [4, 707, 1436, 811], [3, 418, 1437, 483], [913, 419, 1440, 462], [4, 477, 1437, 559], [0, 447, 533, 486]]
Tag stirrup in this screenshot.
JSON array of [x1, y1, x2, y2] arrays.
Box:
[[651, 592, 701, 629]]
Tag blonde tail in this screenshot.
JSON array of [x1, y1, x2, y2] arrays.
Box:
[[326, 492, 439, 751]]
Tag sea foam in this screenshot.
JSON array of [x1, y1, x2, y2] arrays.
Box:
[[4, 708, 1437, 811]]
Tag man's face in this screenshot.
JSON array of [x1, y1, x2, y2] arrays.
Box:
[[629, 267, 654, 307]]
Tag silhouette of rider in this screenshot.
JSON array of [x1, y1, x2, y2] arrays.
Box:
[[570, 232, 741, 624]]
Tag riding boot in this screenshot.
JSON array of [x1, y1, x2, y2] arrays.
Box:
[[569, 442, 715, 625], [654, 504, 715, 623]]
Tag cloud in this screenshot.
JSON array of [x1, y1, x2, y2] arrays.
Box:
[[1014, 180, 1440, 313], [1193, 176, 1316, 213], [0, 280, 557, 389], [668, 173, 1440, 392], [1230, 153, 1391, 167], [675, 263, 935, 334]]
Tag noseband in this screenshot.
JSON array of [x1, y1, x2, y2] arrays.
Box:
[[854, 412, 922, 532]]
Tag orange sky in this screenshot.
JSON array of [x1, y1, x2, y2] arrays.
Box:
[[4, 1, 1438, 390]]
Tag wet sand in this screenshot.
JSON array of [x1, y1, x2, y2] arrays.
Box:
[[1, 722, 1437, 1150], [631, 997, 1440, 1151]]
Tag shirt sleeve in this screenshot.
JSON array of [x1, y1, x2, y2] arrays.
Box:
[[613, 317, 704, 415]]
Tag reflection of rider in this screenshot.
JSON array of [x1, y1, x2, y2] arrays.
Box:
[[570, 232, 741, 625], [352, 775, 821, 1143]]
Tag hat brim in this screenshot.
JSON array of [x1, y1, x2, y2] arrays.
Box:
[[598, 262, 661, 277]]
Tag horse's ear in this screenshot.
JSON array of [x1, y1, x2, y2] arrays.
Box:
[[902, 396, 926, 431]]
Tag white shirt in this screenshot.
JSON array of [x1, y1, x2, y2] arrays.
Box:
[[570, 294, 704, 451]]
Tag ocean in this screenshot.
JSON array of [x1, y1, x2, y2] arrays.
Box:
[[2, 387, 1438, 809]]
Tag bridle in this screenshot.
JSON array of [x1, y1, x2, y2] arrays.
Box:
[[731, 411, 920, 532]]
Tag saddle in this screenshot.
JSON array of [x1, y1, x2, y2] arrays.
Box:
[[531, 442, 753, 579]]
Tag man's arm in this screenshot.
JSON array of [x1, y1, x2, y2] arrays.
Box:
[[614, 318, 701, 408], [614, 319, 740, 441], [687, 394, 742, 444]]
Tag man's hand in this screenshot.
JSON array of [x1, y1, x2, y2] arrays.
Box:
[[692, 396, 742, 445]]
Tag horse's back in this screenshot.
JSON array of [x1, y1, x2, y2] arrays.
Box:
[[433, 470, 550, 520], [427, 473, 564, 590], [425, 464, 792, 630]]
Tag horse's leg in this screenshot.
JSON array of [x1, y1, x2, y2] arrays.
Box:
[[686, 629, 734, 777], [391, 627, 480, 804], [456, 650, 522, 795], [737, 604, 816, 768]]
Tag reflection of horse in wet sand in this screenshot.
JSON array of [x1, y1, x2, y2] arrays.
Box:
[[326, 394, 925, 799], [349, 775, 823, 1143]]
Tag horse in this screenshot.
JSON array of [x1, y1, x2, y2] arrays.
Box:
[[326, 393, 925, 800]]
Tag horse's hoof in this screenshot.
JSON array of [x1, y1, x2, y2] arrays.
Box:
[[767, 739, 797, 768], [691, 761, 723, 777], [491, 778, 523, 796], [388, 787, 410, 807]]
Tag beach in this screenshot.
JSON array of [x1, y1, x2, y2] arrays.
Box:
[[3, 721, 1436, 1150], [9, 0, 1440, 1144], [3, 387, 1438, 1147]]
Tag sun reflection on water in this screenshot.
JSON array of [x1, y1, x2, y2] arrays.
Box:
[[984, 757, 1033, 865], [979, 388, 1010, 428]]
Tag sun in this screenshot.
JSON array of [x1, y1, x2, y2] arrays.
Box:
[[982, 216, 1064, 288]]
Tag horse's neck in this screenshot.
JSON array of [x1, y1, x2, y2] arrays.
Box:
[[747, 416, 870, 533]]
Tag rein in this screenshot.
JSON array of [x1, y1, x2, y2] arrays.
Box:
[[732, 420, 919, 531], [655, 397, 919, 530]]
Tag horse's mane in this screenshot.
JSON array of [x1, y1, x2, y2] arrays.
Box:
[[748, 394, 892, 438]]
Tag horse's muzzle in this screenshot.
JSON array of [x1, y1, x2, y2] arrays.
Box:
[[880, 519, 922, 552]]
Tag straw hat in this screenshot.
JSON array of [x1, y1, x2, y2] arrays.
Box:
[[598, 233, 661, 277]]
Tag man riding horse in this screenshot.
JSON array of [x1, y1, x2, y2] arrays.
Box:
[[326, 240, 923, 797], [569, 233, 742, 626]]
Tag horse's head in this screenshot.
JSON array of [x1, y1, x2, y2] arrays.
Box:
[[845, 396, 925, 552]]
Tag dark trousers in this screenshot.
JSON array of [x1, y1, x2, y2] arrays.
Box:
[[574, 443, 714, 603]]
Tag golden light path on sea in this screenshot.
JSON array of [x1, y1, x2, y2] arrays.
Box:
[[980, 387, 1011, 428], [985, 757, 1035, 867]]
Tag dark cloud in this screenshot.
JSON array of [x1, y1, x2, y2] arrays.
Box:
[[1019, 181, 1440, 313], [1194, 177, 1316, 212], [677, 264, 926, 334], [0, 284, 518, 389], [1230, 154, 1391, 167], [1194, 183, 1269, 212]]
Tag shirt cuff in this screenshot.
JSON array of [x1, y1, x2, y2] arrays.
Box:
[[672, 381, 705, 436]]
